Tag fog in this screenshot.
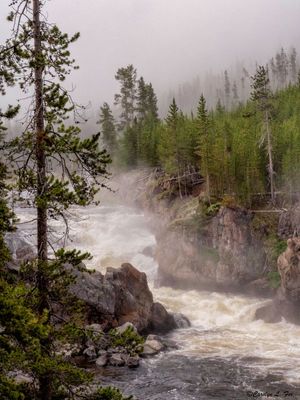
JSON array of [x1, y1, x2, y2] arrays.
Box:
[[1, 0, 300, 112]]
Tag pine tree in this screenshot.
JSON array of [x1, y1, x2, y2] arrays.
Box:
[[98, 102, 117, 157], [159, 98, 185, 196], [136, 78, 159, 122], [136, 76, 148, 120], [146, 83, 159, 121], [195, 94, 211, 200], [251, 65, 276, 204], [1, 1, 111, 398], [114, 65, 137, 130]]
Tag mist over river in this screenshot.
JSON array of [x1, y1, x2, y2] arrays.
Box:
[[16, 204, 300, 399]]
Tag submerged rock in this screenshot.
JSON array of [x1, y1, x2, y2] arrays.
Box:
[[172, 312, 191, 328], [149, 302, 176, 333]]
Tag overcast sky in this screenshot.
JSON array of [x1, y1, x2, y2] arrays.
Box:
[[1, 0, 300, 111]]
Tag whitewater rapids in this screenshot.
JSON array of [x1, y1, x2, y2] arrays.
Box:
[[16, 204, 300, 399]]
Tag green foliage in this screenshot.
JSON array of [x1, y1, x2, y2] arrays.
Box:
[[114, 65, 137, 131], [119, 74, 300, 207], [98, 103, 118, 157], [109, 327, 144, 356], [267, 271, 281, 289], [203, 202, 222, 217]]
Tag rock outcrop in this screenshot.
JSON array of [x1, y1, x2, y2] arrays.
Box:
[[5, 230, 177, 333], [155, 205, 267, 291], [255, 238, 300, 324], [278, 238, 300, 302], [69, 262, 176, 333]]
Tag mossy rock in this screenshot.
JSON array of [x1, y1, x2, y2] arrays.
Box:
[[108, 326, 144, 356]]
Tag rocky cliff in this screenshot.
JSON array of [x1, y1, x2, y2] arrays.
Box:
[[133, 171, 281, 295], [255, 237, 300, 324]]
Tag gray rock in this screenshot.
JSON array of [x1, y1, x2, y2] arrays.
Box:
[[8, 370, 33, 384], [109, 353, 125, 367], [141, 338, 165, 356], [172, 312, 191, 328], [85, 323, 103, 334], [149, 302, 176, 333], [115, 322, 137, 335], [95, 353, 108, 367], [68, 262, 175, 334], [146, 334, 160, 341], [5, 232, 35, 261], [83, 346, 97, 359]]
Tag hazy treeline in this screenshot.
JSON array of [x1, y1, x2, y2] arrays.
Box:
[[160, 46, 299, 114]]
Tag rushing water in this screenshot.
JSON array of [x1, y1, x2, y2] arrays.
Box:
[[16, 204, 300, 399]]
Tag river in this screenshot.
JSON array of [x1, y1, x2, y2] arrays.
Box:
[[16, 204, 300, 399]]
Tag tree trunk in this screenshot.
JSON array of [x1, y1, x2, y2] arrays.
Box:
[[33, 1, 52, 398], [33, 0, 48, 282], [265, 110, 275, 204]]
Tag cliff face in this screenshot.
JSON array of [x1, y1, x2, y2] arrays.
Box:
[[133, 171, 275, 294], [154, 204, 267, 292]]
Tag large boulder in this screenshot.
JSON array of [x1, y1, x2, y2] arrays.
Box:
[[70, 262, 176, 333], [5, 231, 36, 272]]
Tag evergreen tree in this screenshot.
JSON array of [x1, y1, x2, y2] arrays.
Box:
[[146, 83, 159, 121], [114, 65, 137, 130], [136, 76, 148, 120], [251, 65, 276, 204], [1, 1, 111, 398], [195, 94, 212, 200], [98, 102, 117, 157]]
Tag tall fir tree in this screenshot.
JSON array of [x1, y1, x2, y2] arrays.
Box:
[[98, 102, 117, 157], [114, 65, 137, 130], [1, 1, 111, 398], [195, 94, 211, 201]]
